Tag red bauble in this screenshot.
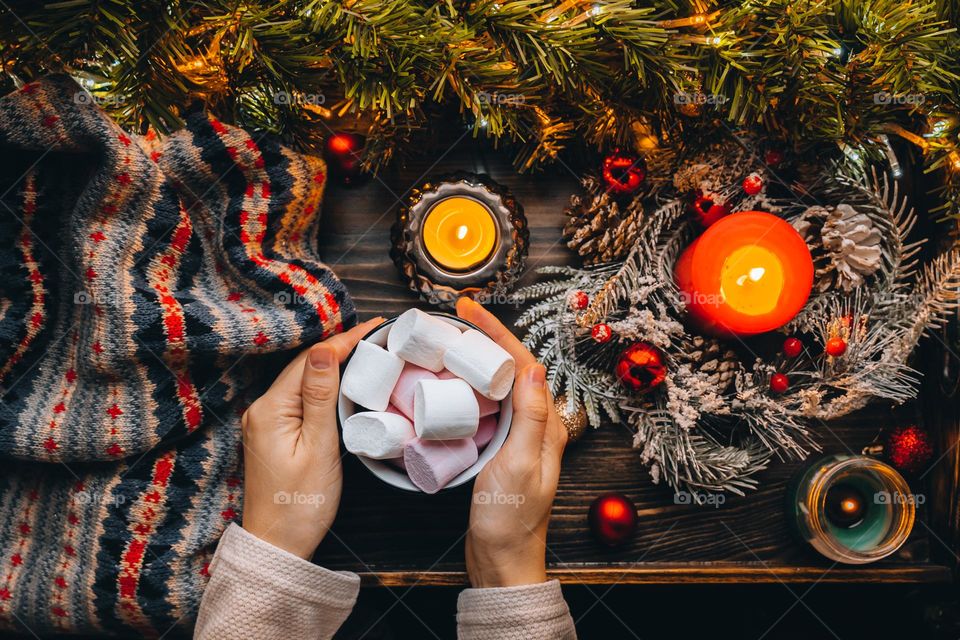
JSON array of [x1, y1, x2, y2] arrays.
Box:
[[691, 191, 732, 227], [770, 373, 789, 394], [601, 151, 646, 196], [783, 337, 803, 358], [825, 337, 847, 357], [885, 425, 934, 475], [588, 493, 638, 546], [743, 173, 764, 196], [764, 148, 786, 168], [591, 323, 613, 343], [568, 290, 589, 311], [615, 342, 666, 392], [323, 133, 366, 184]]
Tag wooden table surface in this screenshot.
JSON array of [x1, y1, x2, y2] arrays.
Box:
[[314, 136, 956, 586]]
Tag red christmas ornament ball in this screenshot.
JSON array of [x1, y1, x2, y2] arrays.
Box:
[[568, 290, 589, 311], [783, 337, 803, 358], [742, 173, 764, 196], [691, 191, 732, 227], [591, 323, 613, 343], [825, 337, 847, 357], [770, 373, 789, 394], [764, 148, 786, 168], [885, 425, 934, 475], [601, 151, 646, 196], [323, 132, 366, 184], [615, 342, 666, 392], [588, 493, 638, 546]]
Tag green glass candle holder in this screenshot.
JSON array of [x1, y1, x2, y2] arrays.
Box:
[[787, 454, 916, 564]]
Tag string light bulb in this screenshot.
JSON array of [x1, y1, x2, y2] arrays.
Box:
[[658, 13, 709, 28]]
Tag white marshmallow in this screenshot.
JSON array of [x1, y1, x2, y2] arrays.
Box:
[[341, 340, 404, 411], [342, 411, 415, 459], [438, 370, 500, 416], [387, 308, 462, 372], [442, 329, 516, 401], [414, 378, 479, 440]]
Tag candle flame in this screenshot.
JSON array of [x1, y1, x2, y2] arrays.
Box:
[[456, 225, 469, 240], [749, 267, 765, 282]]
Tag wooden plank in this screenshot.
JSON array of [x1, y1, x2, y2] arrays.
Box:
[[357, 564, 952, 587]]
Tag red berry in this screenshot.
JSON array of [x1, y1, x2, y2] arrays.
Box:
[[770, 373, 789, 394], [591, 323, 613, 343], [825, 337, 847, 357], [783, 337, 803, 358], [569, 290, 589, 311], [743, 173, 763, 196]]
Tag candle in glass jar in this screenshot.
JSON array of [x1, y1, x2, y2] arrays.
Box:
[[825, 482, 867, 529], [421, 197, 498, 272], [674, 211, 814, 336]]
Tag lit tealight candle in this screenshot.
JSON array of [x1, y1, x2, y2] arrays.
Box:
[[421, 197, 498, 272], [674, 211, 814, 336]]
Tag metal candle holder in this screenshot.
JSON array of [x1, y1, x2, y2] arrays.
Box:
[[390, 172, 528, 309]]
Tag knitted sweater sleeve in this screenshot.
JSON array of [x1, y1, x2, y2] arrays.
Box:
[[456, 580, 577, 640], [194, 523, 360, 640]]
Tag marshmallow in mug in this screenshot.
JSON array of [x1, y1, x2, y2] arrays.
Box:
[[341, 340, 404, 411], [343, 412, 415, 459], [390, 364, 438, 419], [414, 378, 479, 440], [437, 370, 500, 417], [443, 329, 516, 401], [404, 438, 479, 494], [387, 308, 462, 372]]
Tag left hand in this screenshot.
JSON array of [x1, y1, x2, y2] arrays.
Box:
[[240, 318, 384, 559]]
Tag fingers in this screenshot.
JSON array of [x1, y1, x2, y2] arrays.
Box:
[[265, 317, 385, 399], [500, 364, 550, 461], [299, 343, 340, 447], [455, 298, 537, 369]]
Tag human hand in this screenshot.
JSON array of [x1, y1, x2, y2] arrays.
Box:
[[456, 298, 567, 587], [241, 318, 384, 559]]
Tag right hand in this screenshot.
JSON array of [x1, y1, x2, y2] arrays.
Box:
[[456, 298, 567, 588]]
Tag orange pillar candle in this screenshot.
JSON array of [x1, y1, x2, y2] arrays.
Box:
[[421, 197, 498, 272], [674, 211, 814, 336]]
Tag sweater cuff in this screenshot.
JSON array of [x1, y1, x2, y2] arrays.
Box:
[[211, 523, 360, 610], [457, 580, 576, 640]]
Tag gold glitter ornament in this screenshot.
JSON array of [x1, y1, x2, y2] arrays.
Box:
[[555, 394, 587, 442]]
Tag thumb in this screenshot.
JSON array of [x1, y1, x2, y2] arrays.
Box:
[[500, 364, 550, 461], [300, 343, 340, 447]]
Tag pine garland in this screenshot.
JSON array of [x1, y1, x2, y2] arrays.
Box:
[[516, 136, 960, 496], [2, 1, 959, 213]]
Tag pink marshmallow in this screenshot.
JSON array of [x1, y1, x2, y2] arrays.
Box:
[[385, 404, 404, 416], [390, 364, 438, 419], [386, 456, 406, 471], [403, 438, 478, 494], [438, 370, 500, 417], [472, 414, 498, 449]]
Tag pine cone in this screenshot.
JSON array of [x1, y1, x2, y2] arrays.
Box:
[[563, 176, 643, 265], [686, 336, 738, 393], [794, 204, 882, 292]]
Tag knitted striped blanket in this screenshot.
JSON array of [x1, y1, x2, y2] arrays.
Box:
[[0, 75, 355, 637]]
